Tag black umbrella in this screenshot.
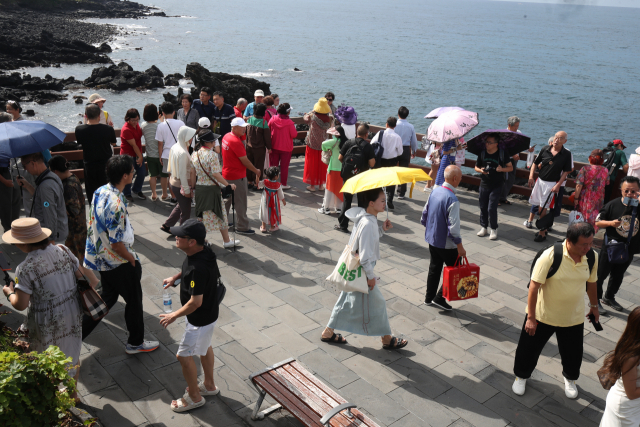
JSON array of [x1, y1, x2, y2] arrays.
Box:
[[466, 129, 531, 157]]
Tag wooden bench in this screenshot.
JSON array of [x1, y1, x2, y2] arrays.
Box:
[[249, 358, 380, 427]]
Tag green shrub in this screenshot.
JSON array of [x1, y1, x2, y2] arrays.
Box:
[[0, 346, 76, 427]]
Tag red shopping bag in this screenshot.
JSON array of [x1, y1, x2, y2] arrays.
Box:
[[443, 256, 480, 302]]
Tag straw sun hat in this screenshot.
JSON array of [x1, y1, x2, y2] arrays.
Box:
[[2, 218, 51, 244]]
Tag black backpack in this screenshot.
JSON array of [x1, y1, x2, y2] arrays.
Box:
[[527, 241, 595, 288], [341, 138, 369, 180], [602, 144, 616, 171], [371, 130, 385, 169]]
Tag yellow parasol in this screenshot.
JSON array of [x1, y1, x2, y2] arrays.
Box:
[[340, 167, 431, 198]]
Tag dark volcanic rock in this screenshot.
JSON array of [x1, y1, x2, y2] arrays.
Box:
[[84, 62, 165, 91], [164, 73, 184, 87], [185, 62, 270, 104], [0, 72, 82, 105]]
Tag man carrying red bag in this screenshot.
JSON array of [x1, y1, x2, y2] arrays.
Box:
[[420, 165, 467, 311]]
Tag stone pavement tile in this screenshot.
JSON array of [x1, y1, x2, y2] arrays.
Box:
[[467, 342, 516, 374], [309, 290, 340, 309], [222, 319, 275, 354], [534, 396, 599, 427], [484, 392, 556, 427], [220, 267, 254, 289], [230, 300, 281, 330], [254, 344, 294, 367], [103, 357, 164, 401], [219, 251, 261, 273], [385, 281, 424, 305], [145, 315, 186, 345], [503, 266, 530, 284], [493, 306, 526, 328], [339, 378, 410, 426], [278, 272, 324, 295], [151, 360, 202, 398], [304, 307, 333, 326], [389, 412, 432, 427], [216, 341, 268, 379], [580, 400, 605, 425], [298, 348, 360, 389], [235, 404, 305, 427], [215, 365, 261, 411], [221, 283, 249, 307], [407, 327, 441, 348], [425, 319, 482, 350], [261, 323, 317, 357], [389, 314, 426, 336], [404, 343, 447, 370], [133, 342, 177, 372], [381, 267, 424, 289], [273, 287, 323, 314], [465, 322, 518, 354], [498, 255, 533, 271], [583, 333, 616, 354], [590, 322, 624, 347], [475, 366, 545, 409], [435, 387, 508, 427], [447, 419, 475, 427], [387, 297, 437, 325], [482, 276, 528, 299], [341, 353, 404, 394], [457, 304, 514, 333], [430, 338, 490, 375], [432, 360, 499, 404], [301, 327, 361, 362], [527, 370, 594, 413], [386, 357, 451, 399], [84, 329, 130, 367], [268, 304, 319, 334], [575, 374, 609, 402], [472, 253, 515, 271], [238, 283, 287, 309], [422, 306, 475, 327], [133, 389, 200, 426], [82, 384, 148, 427], [387, 385, 459, 427], [487, 291, 527, 313], [600, 316, 628, 333], [465, 294, 504, 313], [190, 395, 247, 427], [77, 353, 116, 397], [217, 304, 243, 327]]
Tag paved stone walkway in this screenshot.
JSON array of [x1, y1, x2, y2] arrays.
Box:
[[2, 158, 639, 427]]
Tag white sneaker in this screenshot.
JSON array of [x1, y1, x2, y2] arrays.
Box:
[[223, 240, 240, 248], [512, 377, 526, 396], [489, 229, 498, 240], [282, 185, 291, 190], [523, 220, 533, 229], [317, 207, 330, 215], [564, 377, 578, 399], [477, 227, 487, 237]]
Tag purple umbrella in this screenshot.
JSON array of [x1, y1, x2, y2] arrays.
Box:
[[466, 129, 531, 157], [427, 110, 478, 143], [424, 106, 464, 119]]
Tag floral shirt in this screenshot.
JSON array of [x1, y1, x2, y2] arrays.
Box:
[[191, 146, 221, 186], [84, 183, 138, 271]]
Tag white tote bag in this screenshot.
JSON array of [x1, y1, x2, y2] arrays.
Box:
[[326, 222, 369, 294], [568, 210, 585, 227]]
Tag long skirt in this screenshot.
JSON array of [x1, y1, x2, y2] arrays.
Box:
[[303, 146, 328, 186], [322, 170, 344, 211], [327, 285, 391, 336]]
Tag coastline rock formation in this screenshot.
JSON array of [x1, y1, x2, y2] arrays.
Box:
[[84, 62, 165, 91], [0, 72, 82, 105], [185, 63, 270, 104]]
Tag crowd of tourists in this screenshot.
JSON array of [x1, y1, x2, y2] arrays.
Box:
[[1, 91, 640, 421]]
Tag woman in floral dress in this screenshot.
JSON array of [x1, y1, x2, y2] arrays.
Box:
[[191, 132, 239, 248], [574, 149, 609, 231]]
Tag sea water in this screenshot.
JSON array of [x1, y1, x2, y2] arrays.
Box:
[[18, 0, 640, 163]]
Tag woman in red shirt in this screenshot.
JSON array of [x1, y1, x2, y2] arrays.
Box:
[[120, 108, 147, 200]]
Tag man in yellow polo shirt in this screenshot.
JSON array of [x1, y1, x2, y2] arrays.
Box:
[[512, 222, 599, 399]]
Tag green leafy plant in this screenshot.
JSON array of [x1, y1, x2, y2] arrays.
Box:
[[0, 346, 77, 427]]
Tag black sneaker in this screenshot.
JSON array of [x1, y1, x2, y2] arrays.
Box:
[[334, 225, 349, 233], [431, 296, 452, 311], [170, 198, 177, 204], [136, 192, 146, 200], [125, 195, 134, 202], [397, 195, 405, 200], [534, 232, 546, 242], [236, 229, 256, 235], [387, 201, 395, 210], [601, 297, 623, 312]]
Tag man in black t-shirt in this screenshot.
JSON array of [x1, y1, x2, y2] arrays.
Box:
[[595, 176, 640, 312], [474, 135, 512, 240], [160, 219, 221, 412], [76, 103, 116, 205], [211, 91, 236, 139], [335, 124, 376, 232]]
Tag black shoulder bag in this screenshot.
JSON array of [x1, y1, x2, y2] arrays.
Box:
[[605, 206, 637, 264]]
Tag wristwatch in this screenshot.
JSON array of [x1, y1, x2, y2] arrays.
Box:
[[6, 292, 15, 302], [588, 303, 598, 308]]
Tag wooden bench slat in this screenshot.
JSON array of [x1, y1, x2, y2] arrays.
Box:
[[254, 375, 324, 427], [270, 369, 353, 427]]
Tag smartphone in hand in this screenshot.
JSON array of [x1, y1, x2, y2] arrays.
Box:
[[588, 313, 603, 331]]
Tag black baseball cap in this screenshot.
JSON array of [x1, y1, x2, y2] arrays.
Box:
[[170, 218, 206, 244]]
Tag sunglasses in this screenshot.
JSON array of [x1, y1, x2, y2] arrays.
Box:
[[326, 98, 334, 101]]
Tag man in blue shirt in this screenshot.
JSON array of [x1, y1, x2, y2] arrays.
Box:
[[394, 106, 418, 199], [192, 87, 216, 122], [212, 91, 236, 138], [243, 90, 264, 120]]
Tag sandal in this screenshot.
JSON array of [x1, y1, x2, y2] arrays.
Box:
[[307, 186, 316, 192], [269, 225, 280, 232], [383, 337, 408, 350], [160, 225, 171, 234], [185, 382, 219, 396], [321, 333, 347, 344], [502, 200, 511, 205], [171, 392, 205, 413], [151, 195, 158, 202], [260, 226, 268, 233], [161, 195, 169, 201]]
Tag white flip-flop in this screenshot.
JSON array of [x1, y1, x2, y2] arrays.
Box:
[[171, 393, 206, 413], [185, 382, 220, 397]]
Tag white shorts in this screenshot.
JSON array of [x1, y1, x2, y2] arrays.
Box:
[[528, 179, 557, 209], [177, 320, 216, 357], [162, 158, 170, 174]]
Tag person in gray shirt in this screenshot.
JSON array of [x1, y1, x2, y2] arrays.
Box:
[[16, 152, 68, 243]]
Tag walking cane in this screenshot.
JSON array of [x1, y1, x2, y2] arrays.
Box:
[[231, 188, 236, 252], [13, 158, 23, 199]]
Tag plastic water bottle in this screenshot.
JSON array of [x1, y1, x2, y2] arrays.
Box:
[[526, 151, 534, 168], [163, 289, 172, 313]]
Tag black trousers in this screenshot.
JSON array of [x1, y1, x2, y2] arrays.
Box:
[[338, 191, 366, 230], [513, 314, 583, 380], [597, 246, 634, 300], [479, 184, 503, 230], [397, 146, 412, 196], [381, 158, 399, 203], [84, 160, 109, 207], [425, 244, 459, 302], [82, 262, 145, 346], [0, 168, 21, 231]]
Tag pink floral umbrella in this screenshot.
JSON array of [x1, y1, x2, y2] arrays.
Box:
[[427, 110, 479, 143]]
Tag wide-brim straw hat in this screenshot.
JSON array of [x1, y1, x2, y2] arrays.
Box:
[[313, 97, 331, 115], [2, 218, 51, 244]]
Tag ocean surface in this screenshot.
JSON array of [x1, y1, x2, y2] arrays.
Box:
[[20, 0, 640, 163]]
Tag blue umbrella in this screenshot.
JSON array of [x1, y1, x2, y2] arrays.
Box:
[[0, 121, 66, 161]]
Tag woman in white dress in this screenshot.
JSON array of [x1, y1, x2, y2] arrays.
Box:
[[600, 307, 640, 426]]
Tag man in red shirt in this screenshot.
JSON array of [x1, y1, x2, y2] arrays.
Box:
[[234, 98, 247, 118], [222, 118, 261, 235], [120, 108, 147, 201]]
